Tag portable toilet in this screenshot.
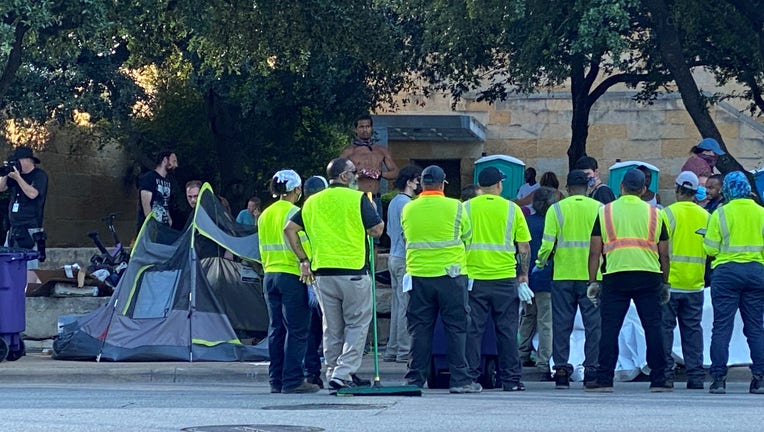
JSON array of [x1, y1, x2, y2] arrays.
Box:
[[751, 168, 764, 195], [608, 160, 659, 198], [473, 155, 525, 200]]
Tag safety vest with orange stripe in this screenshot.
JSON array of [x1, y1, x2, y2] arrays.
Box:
[[599, 194, 662, 274]]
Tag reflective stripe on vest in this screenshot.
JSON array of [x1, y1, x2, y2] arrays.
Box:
[[663, 207, 705, 264], [602, 203, 659, 254], [551, 202, 592, 249], [715, 207, 764, 253], [407, 203, 463, 250], [463, 201, 516, 252]]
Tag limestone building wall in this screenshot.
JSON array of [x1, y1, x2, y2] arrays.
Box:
[[384, 91, 764, 203]]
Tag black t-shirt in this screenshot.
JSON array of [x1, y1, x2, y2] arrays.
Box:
[[290, 185, 382, 274], [137, 170, 172, 226], [7, 167, 48, 227], [590, 184, 616, 204]]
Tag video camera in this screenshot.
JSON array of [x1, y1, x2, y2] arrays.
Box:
[[0, 158, 20, 176]]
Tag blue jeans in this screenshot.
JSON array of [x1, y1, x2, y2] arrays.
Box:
[[709, 262, 764, 378], [264, 272, 311, 390], [303, 305, 323, 377]]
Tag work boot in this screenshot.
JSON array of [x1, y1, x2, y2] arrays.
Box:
[[709, 376, 726, 394], [350, 374, 371, 387], [649, 381, 674, 393], [282, 381, 320, 394], [306, 374, 324, 389], [554, 369, 569, 389], [750, 375, 764, 394], [584, 381, 614, 393]]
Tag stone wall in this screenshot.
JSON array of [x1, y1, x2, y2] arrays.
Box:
[[384, 91, 764, 204], [4, 128, 138, 247]]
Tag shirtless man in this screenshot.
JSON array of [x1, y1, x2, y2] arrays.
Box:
[[340, 115, 399, 196]]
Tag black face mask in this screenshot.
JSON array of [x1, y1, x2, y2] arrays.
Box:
[[413, 182, 423, 195]]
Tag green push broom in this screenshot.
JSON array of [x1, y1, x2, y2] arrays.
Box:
[[336, 231, 422, 397]]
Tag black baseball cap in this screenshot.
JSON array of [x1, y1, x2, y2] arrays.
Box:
[[567, 169, 589, 186], [622, 168, 646, 190], [477, 167, 506, 187], [421, 165, 447, 185]]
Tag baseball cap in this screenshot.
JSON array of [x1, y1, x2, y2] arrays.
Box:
[[477, 167, 506, 187], [697, 138, 725, 155], [675, 171, 699, 191], [11, 146, 40, 164], [421, 165, 447, 185], [566, 169, 589, 186], [621, 168, 646, 191]]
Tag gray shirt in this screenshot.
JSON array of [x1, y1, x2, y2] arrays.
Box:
[[386, 193, 411, 258]]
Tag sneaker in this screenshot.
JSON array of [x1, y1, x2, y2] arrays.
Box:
[[449, 382, 483, 394], [350, 374, 371, 387], [283, 381, 320, 394], [329, 377, 356, 390], [270, 386, 282, 394], [554, 369, 570, 389], [306, 374, 324, 389], [503, 381, 526, 391], [584, 381, 614, 392], [750, 375, 763, 394], [687, 379, 704, 390], [709, 376, 726, 394], [649, 382, 674, 393]]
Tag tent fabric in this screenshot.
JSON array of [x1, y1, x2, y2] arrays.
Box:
[[53, 183, 269, 362]]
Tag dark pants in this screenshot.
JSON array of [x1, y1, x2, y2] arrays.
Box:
[[466, 278, 521, 385], [596, 272, 667, 386], [303, 305, 323, 377], [551, 280, 601, 375], [709, 262, 764, 378], [405, 275, 471, 388], [264, 272, 311, 390], [661, 290, 705, 381]]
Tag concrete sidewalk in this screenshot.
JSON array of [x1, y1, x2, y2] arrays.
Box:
[[0, 350, 753, 385]]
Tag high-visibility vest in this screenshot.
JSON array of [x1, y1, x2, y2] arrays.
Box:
[[302, 186, 366, 270], [258, 200, 310, 275], [538, 195, 601, 281], [662, 201, 709, 290], [599, 194, 662, 274], [402, 194, 471, 277], [464, 195, 531, 280], [703, 198, 764, 268]]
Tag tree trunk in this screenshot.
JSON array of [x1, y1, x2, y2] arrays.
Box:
[[644, 0, 755, 192], [0, 22, 28, 104], [568, 59, 592, 170]]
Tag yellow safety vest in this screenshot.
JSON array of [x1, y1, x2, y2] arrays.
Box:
[[402, 193, 471, 277], [464, 195, 531, 280], [258, 200, 310, 276], [538, 195, 601, 281], [302, 186, 366, 270], [600, 194, 662, 274], [662, 202, 709, 290], [703, 198, 764, 268]]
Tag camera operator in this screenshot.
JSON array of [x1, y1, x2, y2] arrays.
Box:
[[0, 146, 48, 268]]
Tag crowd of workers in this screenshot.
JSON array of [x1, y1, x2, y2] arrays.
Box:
[[250, 123, 763, 396]]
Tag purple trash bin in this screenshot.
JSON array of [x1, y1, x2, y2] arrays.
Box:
[[0, 248, 38, 361]]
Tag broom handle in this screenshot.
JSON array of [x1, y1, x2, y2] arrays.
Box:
[[367, 192, 381, 385]]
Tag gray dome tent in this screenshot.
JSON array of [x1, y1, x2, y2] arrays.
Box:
[[54, 183, 269, 361]]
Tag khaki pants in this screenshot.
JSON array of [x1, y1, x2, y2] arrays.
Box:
[[315, 274, 373, 381]]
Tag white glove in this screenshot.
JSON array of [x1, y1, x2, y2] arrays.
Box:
[[517, 282, 534, 304], [587, 282, 601, 307]]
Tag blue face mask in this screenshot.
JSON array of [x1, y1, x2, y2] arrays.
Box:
[[695, 186, 707, 201], [587, 176, 597, 188]]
